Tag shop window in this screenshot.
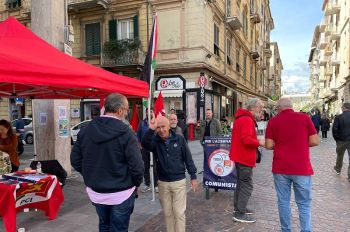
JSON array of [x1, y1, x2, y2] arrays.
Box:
[[7, 0, 21, 9], [85, 22, 101, 56]]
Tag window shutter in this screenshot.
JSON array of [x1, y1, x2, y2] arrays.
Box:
[[133, 15, 139, 39], [85, 23, 101, 56], [109, 20, 117, 41]]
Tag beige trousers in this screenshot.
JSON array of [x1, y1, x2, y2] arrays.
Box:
[[158, 179, 187, 232]]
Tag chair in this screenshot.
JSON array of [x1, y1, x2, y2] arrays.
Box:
[[30, 160, 67, 187]]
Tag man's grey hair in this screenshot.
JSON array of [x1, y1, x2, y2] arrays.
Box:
[[246, 98, 262, 110], [342, 102, 350, 110], [276, 98, 293, 109], [104, 93, 127, 113]]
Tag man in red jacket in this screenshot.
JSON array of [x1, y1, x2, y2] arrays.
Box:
[[230, 98, 265, 223]]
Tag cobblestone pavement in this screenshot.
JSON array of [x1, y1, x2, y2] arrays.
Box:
[[137, 137, 350, 232], [1, 137, 350, 232]]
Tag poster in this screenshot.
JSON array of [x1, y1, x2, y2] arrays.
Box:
[[71, 108, 80, 118], [58, 119, 69, 137], [58, 106, 67, 119], [39, 112, 47, 125], [203, 136, 236, 190]]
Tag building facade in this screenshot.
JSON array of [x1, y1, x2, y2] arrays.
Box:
[[0, 0, 283, 130], [309, 0, 350, 116]]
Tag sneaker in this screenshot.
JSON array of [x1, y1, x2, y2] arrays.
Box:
[[155, 187, 159, 193], [233, 208, 254, 215], [232, 213, 256, 223], [333, 166, 340, 175], [140, 186, 151, 193]]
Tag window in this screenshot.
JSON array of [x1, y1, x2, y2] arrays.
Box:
[[250, 61, 253, 82], [118, 18, 134, 40], [85, 22, 101, 56], [226, 0, 232, 17], [243, 53, 247, 79], [214, 23, 220, 56], [236, 0, 241, 8], [227, 38, 232, 65], [250, 0, 254, 14], [7, 0, 21, 9], [243, 9, 248, 37], [236, 45, 241, 73]]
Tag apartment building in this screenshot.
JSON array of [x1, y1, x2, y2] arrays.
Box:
[[309, 0, 350, 116], [1, 0, 282, 126]]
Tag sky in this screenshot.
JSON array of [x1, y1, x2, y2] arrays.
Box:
[[270, 0, 324, 95]]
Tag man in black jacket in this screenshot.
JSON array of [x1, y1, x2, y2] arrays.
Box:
[[71, 93, 144, 232], [142, 114, 198, 232], [332, 102, 350, 181]]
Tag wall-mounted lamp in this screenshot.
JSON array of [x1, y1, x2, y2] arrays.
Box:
[[206, 53, 212, 59]]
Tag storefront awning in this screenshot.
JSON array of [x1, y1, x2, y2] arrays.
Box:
[[154, 90, 184, 98]]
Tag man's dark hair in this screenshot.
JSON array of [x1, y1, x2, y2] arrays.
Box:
[[342, 102, 350, 110], [104, 93, 126, 113]]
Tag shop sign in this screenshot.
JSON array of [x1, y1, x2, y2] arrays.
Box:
[[157, 77, 183, 90], [198, 74, 207, 106], [15, 98, 24, 106]]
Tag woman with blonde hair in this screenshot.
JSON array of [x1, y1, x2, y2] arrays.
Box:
[[0, 119, 19, 172]]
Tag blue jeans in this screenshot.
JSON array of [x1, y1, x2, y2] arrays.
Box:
[[93, 191, 136, 232], [273, 174, 312, 232]]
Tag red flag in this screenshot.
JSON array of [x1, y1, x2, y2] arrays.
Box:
[[130, 104, 139, 132], [154, 92, 165, 117]]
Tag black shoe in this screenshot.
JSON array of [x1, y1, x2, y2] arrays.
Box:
[[232, 213, 256, 223], [333, 166, 340, 175], [233, 208, 254, 215]]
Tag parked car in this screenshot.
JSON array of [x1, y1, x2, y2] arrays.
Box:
[[11, 118, 33, 144], [71, 120, 91, 144]]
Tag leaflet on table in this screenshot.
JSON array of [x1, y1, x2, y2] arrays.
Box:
[[0, 177, 20, 185], [2, 173, 49, 183]]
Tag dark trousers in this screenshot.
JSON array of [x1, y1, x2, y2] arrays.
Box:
[[141, 148, 158, 187], [335, 141, 350, 179], [322, 131, 328, 138], [234, 163, 253, 214], [93, 191, 136, 232], [11, 163, 19, 173]]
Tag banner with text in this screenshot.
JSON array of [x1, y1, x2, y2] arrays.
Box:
[[203, 136, 236, 190]]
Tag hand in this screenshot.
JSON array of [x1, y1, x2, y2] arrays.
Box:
[[149, 113, 157, 130], [258, 139, 265, 147], [191, 179, 198, 192]]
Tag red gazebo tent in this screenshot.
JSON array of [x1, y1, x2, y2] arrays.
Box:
[[0, 17, 148, 99]]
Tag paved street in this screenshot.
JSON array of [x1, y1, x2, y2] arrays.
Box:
[[1, 136, 350, 232]]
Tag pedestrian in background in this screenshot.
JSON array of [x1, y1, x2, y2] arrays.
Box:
[[0, 119, 19, 172], [177, 111, 188, 142], [320, 114, 330, 139], [311, 109, 321, 134], [71, 93, 144, 232], [332, 102, 350, 181], [169, 113, 183, 136], [230, 98, 265, 223], [199, 109, 222, 145], [265, 98, 319, 232], [142, 114, 198, 232], [137, 110, 158, 193]]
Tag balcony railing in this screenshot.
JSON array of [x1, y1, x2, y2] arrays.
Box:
[[101, 39, 145, 67], [5, 0, 30, 13], [250, 12, 261, 24], [68, 0, 110, 10], [330, 27, 341, 41], [263, 42, 272, 58]]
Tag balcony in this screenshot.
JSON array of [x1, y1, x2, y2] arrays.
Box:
[[325, 25, 332, 36], [331, 57, 340, 66], [324, 66, 333, 76], [319, 38, 327, 49], [263, 42, 272, 58], [319, 20, 326, 32], [68, 0, 110, 10], [250, 51, 260, 60], [5, 0, 31, 14], [319, 58, 327, 66], [324, 46, 333, 56], [101, 39, 145, 67], [226, 9, 243, 30], [331, 29, 341, 41], [250, 13, 261, 24], [324, 0, 341, 16]]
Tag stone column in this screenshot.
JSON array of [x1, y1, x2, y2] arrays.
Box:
[[31, 0, 71, 175]]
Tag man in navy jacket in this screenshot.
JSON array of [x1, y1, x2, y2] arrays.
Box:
[[142, 114, 198, 232], [71, 93, 144, 232]]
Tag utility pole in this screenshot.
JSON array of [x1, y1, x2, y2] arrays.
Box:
[[31, 0, 72, 175]]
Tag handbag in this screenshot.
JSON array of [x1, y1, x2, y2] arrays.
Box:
[[256, 147, 262, 163]]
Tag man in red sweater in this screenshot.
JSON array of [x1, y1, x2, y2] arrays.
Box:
[[230, 98, 265, 223], [265, 98, 319, 232]]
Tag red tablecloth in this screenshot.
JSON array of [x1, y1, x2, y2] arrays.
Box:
[[0, 175, 64, 232]]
